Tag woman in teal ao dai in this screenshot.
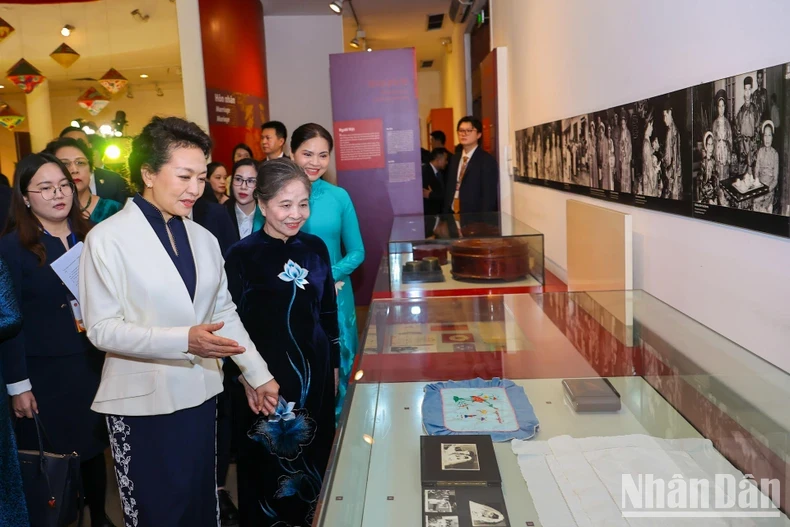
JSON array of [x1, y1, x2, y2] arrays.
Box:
[[291, 123, 364, 421]]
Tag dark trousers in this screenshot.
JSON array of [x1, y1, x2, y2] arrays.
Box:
[[107, 398, 218, 527]]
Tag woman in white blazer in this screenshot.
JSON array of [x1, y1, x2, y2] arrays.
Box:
[[79, 116, 280, 527]]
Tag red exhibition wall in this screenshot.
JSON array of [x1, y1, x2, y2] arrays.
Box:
[[198, 0, 269, 166]]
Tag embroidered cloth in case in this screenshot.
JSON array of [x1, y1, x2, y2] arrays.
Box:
[[422, 377, 540, 442]]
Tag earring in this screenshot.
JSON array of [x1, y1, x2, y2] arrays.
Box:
[[146, 183, 153, 189], [24, 201, 30, 208]]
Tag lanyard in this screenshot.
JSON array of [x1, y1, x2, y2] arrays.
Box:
[[42, 225, 78, 247]]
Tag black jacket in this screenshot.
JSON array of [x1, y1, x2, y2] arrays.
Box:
[[0, 185, 11, 232], [442, 147, 499, 214], [94, 167, 131, 204], [193, 198, 239, 256], [422, 163, 445, 216]]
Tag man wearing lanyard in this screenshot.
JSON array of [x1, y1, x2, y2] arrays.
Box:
[[442, 116, 500, 220]]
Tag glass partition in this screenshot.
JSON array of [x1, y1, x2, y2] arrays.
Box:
[[316, 291, 790, 526]]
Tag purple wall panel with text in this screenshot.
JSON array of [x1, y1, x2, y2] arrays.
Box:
[[329, 48, 423, 304]]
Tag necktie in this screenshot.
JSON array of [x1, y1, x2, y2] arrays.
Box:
[[453, 155, 469, 214]]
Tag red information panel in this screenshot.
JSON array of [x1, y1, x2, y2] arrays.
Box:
[[334, 118, 386, 171]]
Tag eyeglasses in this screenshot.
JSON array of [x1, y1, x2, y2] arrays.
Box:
[[232, 176, 257, 188], [59, 158, 90, 170], [27, 182, 75, 201], [457, 128, 477, 135]]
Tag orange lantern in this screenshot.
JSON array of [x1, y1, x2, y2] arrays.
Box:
[[50, 43, 80, 69], [0, 102, 24, 130], [6, 58, 45, 94], [77, 87, 109, 116], [0, 17, 14, 44], [98, 68, 127, 95]]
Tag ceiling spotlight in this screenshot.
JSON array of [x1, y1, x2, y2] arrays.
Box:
[[139, 74, 148, 79], [349, 29, 365, 49], [0, 85, 4, 89], [61, 24, 75, 37], [329, 0, 343, 14], [367, 47, 373, 52], [99, 124, 113, 136], [131, 9, 150, 22], [114, 131, 123, 137]]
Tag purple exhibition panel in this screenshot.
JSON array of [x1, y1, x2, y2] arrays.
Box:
[[329, 48, 423, 304]]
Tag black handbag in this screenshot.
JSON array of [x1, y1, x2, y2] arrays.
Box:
[[17, 413, 83, 527]]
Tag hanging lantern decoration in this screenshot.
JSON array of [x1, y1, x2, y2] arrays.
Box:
[[6, 58, 46, 94], [0, 102, 24, 130], [50, 43, 81, 69], [0, 17, 14, 44], [77, 87, 110, 116], [98, 68, 127, 95]]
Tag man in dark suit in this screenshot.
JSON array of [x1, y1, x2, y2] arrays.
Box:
[[442, 116, 499, 216], [422, 148, 448, 236], [59, 126, 130, 203]]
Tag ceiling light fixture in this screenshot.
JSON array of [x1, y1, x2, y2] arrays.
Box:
[[0, 85, 4, 89], [139, 74, 148, 79], [349, 29, 365, 49], [329, 0, 343, 14], [367, 47, 373, 52], [61, 24, 75, 37]]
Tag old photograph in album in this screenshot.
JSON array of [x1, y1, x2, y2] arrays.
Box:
[[420, 435, 500, 486]]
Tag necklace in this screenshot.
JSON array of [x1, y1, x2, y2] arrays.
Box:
[[80, 193, 93, 213]]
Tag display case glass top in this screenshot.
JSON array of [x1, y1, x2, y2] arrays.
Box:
[[316, 290, 790, 526], [385, 212, 545, 298]]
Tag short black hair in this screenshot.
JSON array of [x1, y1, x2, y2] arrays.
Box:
[[430, 130, 446, 145], [207, 161, 226, 179], [457, 116, 483, 134], [59, 125, 86, 139], [429, 148, 448, 162], [261, 120, 288, 141], [290, 123, 334, 154], [231, 143, 254, 160], [44, 137, 95, 172], [128, 116, 212, 193], [232, 158, 257, 175], [88, 134, 106, 151]]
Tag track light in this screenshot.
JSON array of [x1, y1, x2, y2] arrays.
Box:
[[61, 24, 74, 37], [349, 29, 365, 49], [329, 0, 343, 14]]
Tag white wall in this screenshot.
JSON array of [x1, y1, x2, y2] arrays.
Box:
[[417, 70, 443, 149], [440, 21, 468, 133], [491, 0, 790, 372], [263, 15, 343, 182]]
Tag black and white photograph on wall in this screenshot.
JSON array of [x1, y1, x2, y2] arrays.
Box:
[[588, 108, 635, 193], [692, 63, 790, 236], [513, 128, 528, 182], [561, 115, 591, 186], [518, 126, 541, 181], [629, 88, 693, 215], [539, 122, 562, 182]]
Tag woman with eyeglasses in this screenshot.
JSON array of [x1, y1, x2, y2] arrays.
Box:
[[44, 137, 123, 223], [0, 153, 114, 527], [225, 158, 264, 242]]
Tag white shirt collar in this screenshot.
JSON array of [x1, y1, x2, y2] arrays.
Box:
[[235, 203, 255, 239], [89, 172, 97, 195], [461, 145, 478, 160]]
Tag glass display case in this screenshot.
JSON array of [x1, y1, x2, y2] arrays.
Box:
[[315, 291, 790, 526], [384, 212, 545, 298]]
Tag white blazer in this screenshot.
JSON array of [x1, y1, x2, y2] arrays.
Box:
[[79, 201, 273, 417]]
